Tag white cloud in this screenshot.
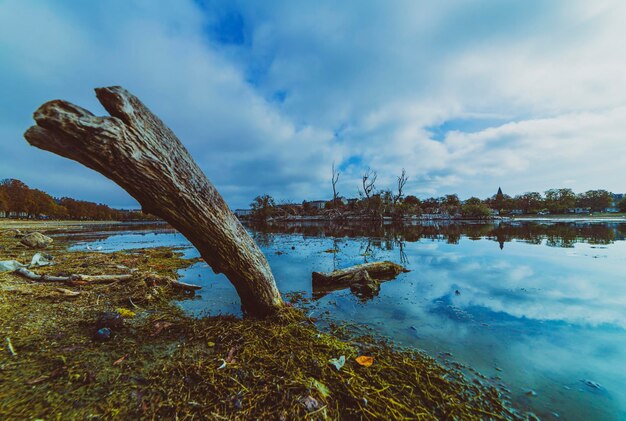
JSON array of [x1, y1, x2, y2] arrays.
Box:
[[1, 0, 625, 207]]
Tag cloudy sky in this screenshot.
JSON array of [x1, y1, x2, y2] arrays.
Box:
[[1, 0, 625, 209]]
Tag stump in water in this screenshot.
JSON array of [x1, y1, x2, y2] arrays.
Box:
[[23, 86, 283, 318]]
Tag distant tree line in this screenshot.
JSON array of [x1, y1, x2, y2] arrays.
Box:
[[488, 188, 624, 214], [0, 179, 157, 220], [247, 166, 626, 221]]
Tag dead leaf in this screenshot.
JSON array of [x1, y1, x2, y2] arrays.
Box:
[[225, 347, 238, 364], [151, 321, 173, 337], [113, 354, 128, 366], [355, 356, 374, 367]]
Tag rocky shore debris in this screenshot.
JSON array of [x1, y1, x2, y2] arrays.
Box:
[[1, 252, 53, 272], [19, 232, 53, 249]]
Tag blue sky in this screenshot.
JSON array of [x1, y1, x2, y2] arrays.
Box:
[[1, 1, 625, 208]]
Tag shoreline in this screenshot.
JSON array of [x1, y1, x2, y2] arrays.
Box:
[[242, 214, 626, 223], [0, 220, 525, 419]]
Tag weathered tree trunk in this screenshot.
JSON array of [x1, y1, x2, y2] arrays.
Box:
[[24, 86, 283, 317]]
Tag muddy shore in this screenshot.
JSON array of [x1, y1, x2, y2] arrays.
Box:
[[0, 220, 527, 419]]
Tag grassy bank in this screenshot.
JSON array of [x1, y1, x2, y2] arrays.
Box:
[[0, 222, 525, 419]]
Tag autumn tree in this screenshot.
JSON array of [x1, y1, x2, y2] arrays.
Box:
[[576, 190, 612, 212], [619, 197, 626, 213], [545, 188, 575, 213], [1, 179, 30, 213], [515, 192, 543, 214], [461, 197, 491, 218], [0, 188, 8, 212]]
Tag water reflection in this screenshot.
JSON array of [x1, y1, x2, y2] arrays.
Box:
[[74, 220, 626, 421], [250, 220, 624, 248]]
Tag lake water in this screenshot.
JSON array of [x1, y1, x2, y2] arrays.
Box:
[[68, 220, 626, 420]]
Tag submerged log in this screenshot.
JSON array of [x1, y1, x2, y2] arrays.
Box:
[[312, 261, 408, 286], [24, 86, 283, 317]]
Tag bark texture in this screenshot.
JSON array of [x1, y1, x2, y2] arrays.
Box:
[[24, 86, 283, 317]]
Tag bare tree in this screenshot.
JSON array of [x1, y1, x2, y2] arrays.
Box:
[[361, 168, 377, 199], [331, 162, 340, 205], [394, 168, 408, 204]]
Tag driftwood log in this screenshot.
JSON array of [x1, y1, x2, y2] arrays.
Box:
[[24, 86, 283, 317], [312, 261, 409, 300], [13, 267, 133, 283], [312, 261, 408, 285], [14, 268, 202, 292]]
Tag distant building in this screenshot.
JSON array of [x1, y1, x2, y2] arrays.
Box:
[[569, 207, 591, 214], [234, 209, 253, 217], [307, 200, 327, 210], [510, 209, 523, 215], [0, 211, 5, 218]]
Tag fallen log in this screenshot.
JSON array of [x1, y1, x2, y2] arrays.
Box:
[[24, 86, 283, 317], [312, 261, 408, 286], [13, 268, 202, 292], [14, 267, 133, 283]]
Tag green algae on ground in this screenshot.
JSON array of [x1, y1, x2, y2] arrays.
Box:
[[0, 225, 526, 420]]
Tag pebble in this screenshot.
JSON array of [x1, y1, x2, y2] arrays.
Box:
[[581, 379, 603, 390]]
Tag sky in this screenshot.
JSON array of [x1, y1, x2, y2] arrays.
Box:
[[1, 0, 625, 209]]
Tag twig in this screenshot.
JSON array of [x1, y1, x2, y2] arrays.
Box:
[[6, 337, 17, 356]]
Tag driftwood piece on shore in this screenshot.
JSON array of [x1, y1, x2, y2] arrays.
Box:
[[24, 86, 283, 317], [13, 268, 202, 292], [312, 261, 408, 286], [14, 267, 133, 283]]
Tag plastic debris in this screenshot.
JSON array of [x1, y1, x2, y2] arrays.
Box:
[[0, 260, 25, 272], [328, 355, 345, 371], [30, 252, 52, 267], [300, 395, 321, 412], [0, 252, 53, 272], [94, 328, 112, 341]]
